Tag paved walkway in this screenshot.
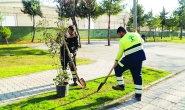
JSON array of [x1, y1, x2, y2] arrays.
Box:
[[106, 70, 185, 110], [0, 41, 185, 109]]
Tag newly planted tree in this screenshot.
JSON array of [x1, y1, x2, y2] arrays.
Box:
[[21, 0, 43, 42]]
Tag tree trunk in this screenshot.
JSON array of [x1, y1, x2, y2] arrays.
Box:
[[107, 14, 111, 46], [161, 25, 163, 39], [149, 28, 151, 37], [88, 14, 90, 44], [71, 17, 82, 48], [31, 15, 35, 42], [153, 29, 156, 42], [171, 26, 173, 40], [5, 38, 9, 44], [180, 24, 183, 40], [138, 26, 140, 33]]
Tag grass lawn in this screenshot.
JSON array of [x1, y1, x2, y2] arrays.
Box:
[[0, 44, 92, 79], [81, 36, 185, 44], [146, 36, 185, 43], [0, 67, 170, 110]]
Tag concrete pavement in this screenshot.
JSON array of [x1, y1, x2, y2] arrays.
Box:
[[104, 70, 185, 110], [0, 41, 185, 109]]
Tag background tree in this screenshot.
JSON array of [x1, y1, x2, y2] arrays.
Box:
[[101, 0, 124, 46], [150, 16, 161, 42], [0, 12, 2, 21], [21, 0, 43, 42], [136, 4, 146, 32], [0, 27, 11, 44], [127, 4, 146, 33], [76, 0, 104, 44], [159, 7, 169, 39], [121, 13, 129, 28], [57, 0, 82, 47], [127, 13, 134, 31], [175, 0, 185, 40], [165, 13, 179, 39], [144, 10, 153, 37]]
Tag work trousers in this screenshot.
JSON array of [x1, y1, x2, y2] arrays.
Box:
[[60, 46, 77, 82], [114, 58, 143, 98]]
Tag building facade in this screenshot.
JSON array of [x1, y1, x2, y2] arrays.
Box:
[[0, 0, 129, 29]]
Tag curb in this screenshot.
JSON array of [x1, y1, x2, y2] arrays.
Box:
[[97, 69, 185, 110]]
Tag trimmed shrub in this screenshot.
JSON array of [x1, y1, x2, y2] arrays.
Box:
[[0, 27, 11, 44]]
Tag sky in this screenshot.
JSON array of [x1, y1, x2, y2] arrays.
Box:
[[42, 0, 180, 16]]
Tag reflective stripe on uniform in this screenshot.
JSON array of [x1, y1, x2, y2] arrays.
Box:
[[124, 45, 143, 56], [71, 71, 77, 78], [135, 90, 142, 94], [72, 75, 77, 78], [116, 77, 123, 80], [135, 84, 142, 89], [118, 61, 124, 67], [118, 81, 124, 85], [116, 76, 124, 85]]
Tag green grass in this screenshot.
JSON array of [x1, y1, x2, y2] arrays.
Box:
[[0, 67, 170, 110], [81, 38, 120, 41], [0, 44, 92, 79], [146, 36, 185, 43], [81, 36, 185, 43]]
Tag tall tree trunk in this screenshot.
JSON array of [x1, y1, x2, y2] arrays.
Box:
[[169, 28, 172, 40], [153, 29, 156, 42], [31, 15, 35, 42], [138, 26, 140, 33], [180, 24, 183, 40], [71, 17, 81, 47], [171, 26, 173, 40], [5, 38, 9, 44], [107, 14, 111, 46], [88, 14, 90, 44], [161, 25, 163, 39]]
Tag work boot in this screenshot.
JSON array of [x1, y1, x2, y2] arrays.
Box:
[[135, 96, 141, 101], [71, 78, 78, 86], [112, 85, 125, 91]]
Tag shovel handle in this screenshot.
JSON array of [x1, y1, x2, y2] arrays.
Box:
[[104, 64, 115, 82], [63, 40, 80, 80]]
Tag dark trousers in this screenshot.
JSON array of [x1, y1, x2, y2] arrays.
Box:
[[114, 58, 143, 98], [61, 53, 76, 71], [60, 46, 77, 81]]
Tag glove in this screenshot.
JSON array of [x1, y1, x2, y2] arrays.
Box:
[[70, 53, 73, 57], [114, 61, 118, 67]]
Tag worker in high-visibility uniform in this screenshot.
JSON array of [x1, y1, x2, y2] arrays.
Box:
[[60, 25, 78, 86], [112, 26, 146, 101]]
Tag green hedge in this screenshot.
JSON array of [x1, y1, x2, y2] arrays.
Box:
[[0, 26, 184, 43], [0, 26, 57, 43], [0, 27, 119, 43]]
